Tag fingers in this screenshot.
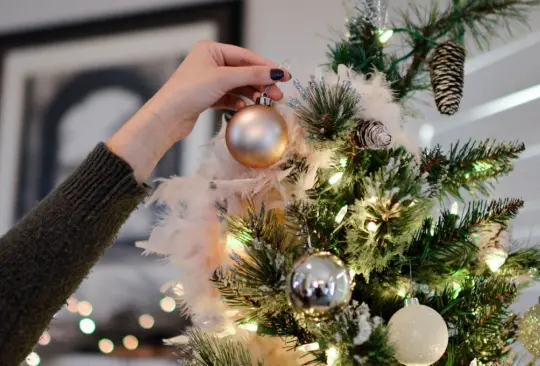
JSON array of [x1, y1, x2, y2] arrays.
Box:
[[231, 85, 284, 102], [214, 43, 277, 67], [212, 94, 246, 111], [217, 66, 291, 92]]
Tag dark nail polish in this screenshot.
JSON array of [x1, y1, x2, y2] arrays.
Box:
[[270, 69, 285, 81]]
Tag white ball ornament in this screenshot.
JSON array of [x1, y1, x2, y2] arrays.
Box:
[[388, 298, 449, 366]]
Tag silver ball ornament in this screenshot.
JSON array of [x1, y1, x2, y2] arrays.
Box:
[[288, 252, 352, 318], [225, 94, 288, 168], [388, 298, 449, 366]]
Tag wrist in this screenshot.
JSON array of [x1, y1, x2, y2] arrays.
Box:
[[107, 108, 174, 183]]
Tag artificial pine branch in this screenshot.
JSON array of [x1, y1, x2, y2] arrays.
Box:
[[406, 198, 523, 284], [392, 0, 540, 99], [503, 247, 540, 276], [183, 328, 258, 366], [421, 140, 525, 199]]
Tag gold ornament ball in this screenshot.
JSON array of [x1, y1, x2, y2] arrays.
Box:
[[226, 104, 288, 168], [519, 301, 540, 357]]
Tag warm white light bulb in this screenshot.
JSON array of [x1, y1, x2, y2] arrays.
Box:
[[335, 205, 348, 224], [26, 352, 40, 366], [484, 248, 508, 272], [367, 221, 377, 232], [38, 331, 51, 346], [450, 201, 459, 215], [326, 346, 339, 365], [297, 342, 320, 352], [329, 172, 344, 185], [77, 301, 93, 317], [138, 314, 155, 329], [123, 335, 139, 351], [238, 323, 258, 332], [227, 234, 244, 251], [378, 29, 393, 43]]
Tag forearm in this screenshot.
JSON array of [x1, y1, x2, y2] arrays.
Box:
[[0, 143, 150, 365]]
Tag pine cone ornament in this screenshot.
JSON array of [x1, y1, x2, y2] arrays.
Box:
[[430, 40, 466, 116], [355, 119, 392, 149]]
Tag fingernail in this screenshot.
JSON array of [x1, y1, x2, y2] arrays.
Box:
[[270, 69, 285, 81], [288, 71, 292, 79]]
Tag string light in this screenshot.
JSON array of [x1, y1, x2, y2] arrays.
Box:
[[484, 248, 508, 272], [227, 234, 244, 252], [160, 296, 176, 313], [367, 221, 377, 232], [328, 172, 344, 185], [326, 346, 339, 366], [79, 318, 96, 335], [238, 323, 258, 332], [26, 352, 40, 366], [77, 301, 93, 317], [450, 201, 459, 215], [66, 297, 78, 313], [297, 342, 320, 352], [98, 339, 114, 354], [38, 331, 51, 346], [335, 205, 348, 224], [378, 29, 393, 43], [123, 335, 139, 351], [138, 314, 155, 329], [340, 157, 347, 168]]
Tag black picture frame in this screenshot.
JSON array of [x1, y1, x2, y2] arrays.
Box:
[[0, 1, 244, 249]]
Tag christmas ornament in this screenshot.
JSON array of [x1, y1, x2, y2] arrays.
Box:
[[344, 0, 389, 30], [519, 299, 540, 357], [354, 119, 392, 149], [226, 92, 288, 168], [430, 40, 466, 116], [288, 252, 352, 318], [388, 298, 449, 366]]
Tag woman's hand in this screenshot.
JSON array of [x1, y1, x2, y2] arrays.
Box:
[[107, 41, 291, 182]]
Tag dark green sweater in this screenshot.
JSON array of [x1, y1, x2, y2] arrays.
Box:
[[0, 143, 150, 366]]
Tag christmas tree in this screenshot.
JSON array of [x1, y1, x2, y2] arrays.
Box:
[[139, 0, 540, 365]]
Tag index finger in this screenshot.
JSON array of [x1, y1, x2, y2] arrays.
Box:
[[215, 43, 278, 67]]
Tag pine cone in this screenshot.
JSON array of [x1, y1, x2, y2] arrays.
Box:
[[430, 40, 466, 116], [355, 120, 392, 149]]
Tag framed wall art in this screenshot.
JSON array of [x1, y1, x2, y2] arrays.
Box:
[[0, 1, 244, 248]]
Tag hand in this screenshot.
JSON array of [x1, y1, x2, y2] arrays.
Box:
[[107, 41, 291, 182]]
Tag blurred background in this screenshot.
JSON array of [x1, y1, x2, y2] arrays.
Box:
[[0, 0, 539, 365]]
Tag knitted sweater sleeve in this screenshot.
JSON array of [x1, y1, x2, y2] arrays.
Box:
[[0, 143, 151, 365]]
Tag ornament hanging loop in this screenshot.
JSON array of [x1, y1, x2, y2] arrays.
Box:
[[257, 87, 273, 106]]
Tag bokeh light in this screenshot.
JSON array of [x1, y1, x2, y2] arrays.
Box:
[[160, 296, 176, 313], [98, 339, 114, 354], [79, 318, 96, 334], [123, 335, 139, 350], [77, 301, 93, 317], [38, 331, 51, 346], [138, 314, 155, 329], [26, 352, 40, 366]]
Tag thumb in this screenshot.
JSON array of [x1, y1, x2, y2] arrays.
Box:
[[217, 66, 286, 90]]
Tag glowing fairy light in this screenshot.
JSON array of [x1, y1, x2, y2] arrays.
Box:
[[484, 248, 508, 272], [340, 157, 347, 168], [326, 346, 339, 365], [378, 29, 393, 43], [367, 221, 377, 232], [38, 331, 51, 346], [397, 287, 408, 298], [450, 201, 459, 215], [238, 323, 258, 332], [329, 172, 344, 185], [123, 335, 139, 351], [297, 342, 320, 352], [66, 297, 78, 313], [77, 301, 93, 317], [160, 296, 176, 313], [138, 314, 155, 329], [26, 352, 40, 366], [98, 339, 114, 354], [335, 205, 348, 224], [227, 234, 244, 251], [79, 318, 96, 335]]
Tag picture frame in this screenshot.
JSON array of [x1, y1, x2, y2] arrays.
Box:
[[0, 1, 244, 247]]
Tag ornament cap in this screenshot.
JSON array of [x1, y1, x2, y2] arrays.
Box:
[[404, 297, 420, 306], [256, 92, 272, 106]]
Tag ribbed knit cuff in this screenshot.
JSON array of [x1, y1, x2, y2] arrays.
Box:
[[59, 143, 151, 221]]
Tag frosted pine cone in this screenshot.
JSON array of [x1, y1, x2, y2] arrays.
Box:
[[430, 40, 466, 116], [355, 120, 392, 149]]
